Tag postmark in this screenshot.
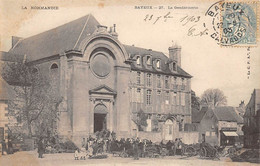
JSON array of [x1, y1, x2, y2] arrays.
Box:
[[220, 1, 258, 47], [204, 1, 222, 44], [205, 1, 258, 47]]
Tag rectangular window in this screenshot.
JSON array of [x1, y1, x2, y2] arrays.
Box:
[[176, 92, 179, 105], [172, 92, 177, 105], [181, 78, 186, 90], [206, 131, 210, 136], [173, 77, 177, 90], [136, 88, 141, 102], [181, 93, 185, 106], [157, 75, 161, 88], [165, 91, 170, 105], [211, 132, 215, 136], [137, 72, 141, 85], [165, 76, 169, 89], [147, 73, 152, 87], [147, 90, 152, 105]]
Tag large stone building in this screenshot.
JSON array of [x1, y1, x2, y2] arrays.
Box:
[[2, 14, 192, 144], [243, 89, 260, 148]]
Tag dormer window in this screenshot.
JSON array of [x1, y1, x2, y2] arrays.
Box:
[[173, 62, 177, 71], [136, 56, 141, 65], [156, 60, 160, 69], [146, 56, 151, 65]]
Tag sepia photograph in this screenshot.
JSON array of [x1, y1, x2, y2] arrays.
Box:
[[0, 0, 259, 165]]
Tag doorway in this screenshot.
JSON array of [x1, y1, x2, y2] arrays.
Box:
[[94, 104, 108, 133], [94, 113, 107, 133]]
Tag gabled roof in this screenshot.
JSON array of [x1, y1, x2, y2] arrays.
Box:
[[213, 106, 243, 123], [9, 14, 100, 62], [124, 45, 192, 78], [192, 107, 208, 123], [7, 14, 190, 79]]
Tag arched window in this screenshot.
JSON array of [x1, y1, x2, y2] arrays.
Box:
[[136, 56, 141, 65], [146, 56, 151, 65], [156, 60, 160, 69], [173, 62, 177, 71], [50, 63, 58, 70]]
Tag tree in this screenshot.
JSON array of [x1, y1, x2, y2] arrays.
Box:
[[200, 89, 227, 108], [2, 60, 62, 138], [191, 90, 200, 110], [133, 109, 148, 131]]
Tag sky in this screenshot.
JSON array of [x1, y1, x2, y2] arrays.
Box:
[[0, 0, 259, 107]]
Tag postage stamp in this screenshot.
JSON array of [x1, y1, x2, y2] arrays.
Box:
[[220, 1, 258, 47]]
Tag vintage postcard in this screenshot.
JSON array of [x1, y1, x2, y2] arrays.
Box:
[[0, 0, 259, 165]]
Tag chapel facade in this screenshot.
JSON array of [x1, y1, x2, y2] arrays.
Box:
[[4, 14, 192, 145]]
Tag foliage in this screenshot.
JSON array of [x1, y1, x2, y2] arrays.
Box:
[[2, 60, 62, 139], [200, 88, 227, 108], [136, 109, 148, 131], [191, 90, 200, 110], [152, 117, 159, 132]]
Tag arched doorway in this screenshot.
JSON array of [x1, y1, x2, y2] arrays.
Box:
[[94, 104, 108, 133]]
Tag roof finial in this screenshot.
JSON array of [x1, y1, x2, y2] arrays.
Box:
[[113, 24, 116, 32]]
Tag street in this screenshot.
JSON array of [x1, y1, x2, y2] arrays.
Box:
[[0, 151, 258, 166]]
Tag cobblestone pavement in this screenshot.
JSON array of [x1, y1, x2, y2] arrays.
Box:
[[0, 151, 258, 166]]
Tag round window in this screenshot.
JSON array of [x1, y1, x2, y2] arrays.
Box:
[[91, 53, 111, 78]]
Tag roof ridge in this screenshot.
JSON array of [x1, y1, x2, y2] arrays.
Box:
[[12, 14, 90, 44], [73, 14, 91, 49], [123, 44, 165, 55], [9, 39, 23, 51]]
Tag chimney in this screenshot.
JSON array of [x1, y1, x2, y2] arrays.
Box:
[[168, 43, 181, 67], [12, 36, 23, 48], [239, 100, 245, 108], [109, 24, 118, 39]]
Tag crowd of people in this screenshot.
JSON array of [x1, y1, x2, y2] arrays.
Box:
[[75, 136, 184, 160]]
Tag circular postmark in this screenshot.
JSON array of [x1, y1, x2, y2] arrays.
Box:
[[204, 1, 257, 46], [204, 1, 222, 44]]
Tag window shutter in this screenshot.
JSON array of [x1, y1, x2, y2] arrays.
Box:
[[141, 88, 144, 103], [140, 72, 144, 85], [133, 88, 137, 102], [176, 92, 179, 105], [181, 93, 185, 106]]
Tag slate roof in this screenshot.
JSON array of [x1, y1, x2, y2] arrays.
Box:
[[192, 107, 208, 123], [9, 14, 100, 62], [213, 106, 243, 123], [0, 51, 25, 62], [7, 14, 191, 77], [0, 77, 15, 101], [124, 45, 192, 78]]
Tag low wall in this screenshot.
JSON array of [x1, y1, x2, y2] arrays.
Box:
[[179, 132, 199, 144]]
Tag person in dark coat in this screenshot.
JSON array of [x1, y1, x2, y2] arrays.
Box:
[[1, 140, 7, 155], [133, 139, 139, 160], [8, 139, 13, 154], [37, 138, 45, 158]]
